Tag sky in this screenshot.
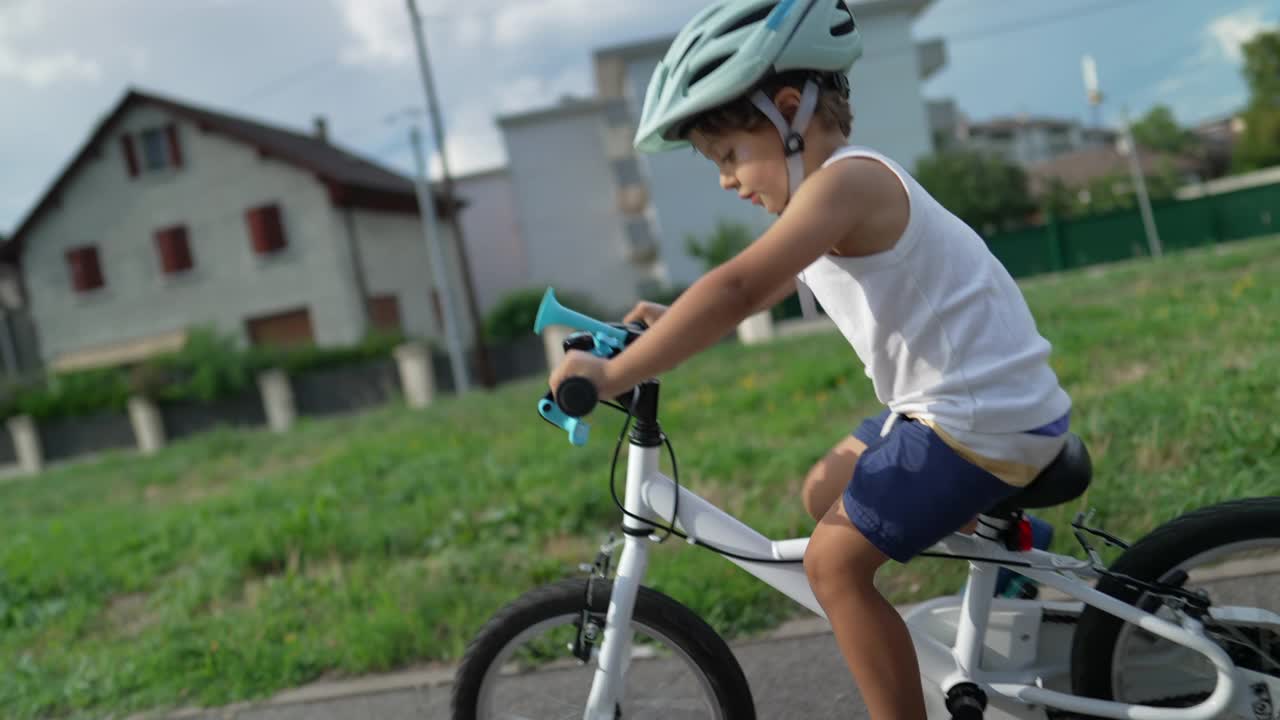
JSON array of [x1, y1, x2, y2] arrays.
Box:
[[2, 0, 1276, 235]]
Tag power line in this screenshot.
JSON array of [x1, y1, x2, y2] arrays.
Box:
[[231, 56, 339, 106], [937, 0, 1169, 46]]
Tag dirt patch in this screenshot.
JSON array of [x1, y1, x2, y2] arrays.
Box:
[[1108, 361, 1151, 387], [105, 592, 155, 638], [543, 534, 596, 563]]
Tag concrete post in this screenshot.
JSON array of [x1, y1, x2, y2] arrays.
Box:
[[257, 369, 296, 432], [7, 414, 42, 475], [737, 310, 775, 345], [128, 396, 166, 455], [394, 342, 435, 409], [542, 326, 572, 372]]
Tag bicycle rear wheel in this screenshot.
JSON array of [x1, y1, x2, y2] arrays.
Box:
[[1071, 497, 1280, 709], [452, 577, 755, 719]]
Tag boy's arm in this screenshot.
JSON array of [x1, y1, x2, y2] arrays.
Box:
[[749, 278, 797, 316], [578, 158, 904, 398]]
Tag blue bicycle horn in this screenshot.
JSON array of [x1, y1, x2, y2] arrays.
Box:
[[534, 288, 627, 343]]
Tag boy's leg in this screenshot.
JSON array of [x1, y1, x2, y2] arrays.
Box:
[[805, 497, 927, 719]]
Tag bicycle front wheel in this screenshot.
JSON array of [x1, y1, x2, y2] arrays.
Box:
[[452, 577, 756, 720]]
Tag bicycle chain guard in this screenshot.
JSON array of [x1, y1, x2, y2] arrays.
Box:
[[1072, 510, 1213, 617]]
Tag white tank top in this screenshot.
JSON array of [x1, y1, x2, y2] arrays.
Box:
[[797, 146, 1072, 436]]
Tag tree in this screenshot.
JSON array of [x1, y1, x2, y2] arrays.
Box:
[[1233, 30, 1280, 172], [685, 220, 753, 271], [1071, 161, 1182, 215], [1130, 105, 1194, 155], [914, 150, 1036, 235]]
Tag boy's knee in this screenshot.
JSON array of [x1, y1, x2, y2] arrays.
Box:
[[804, 531, 878, 598]]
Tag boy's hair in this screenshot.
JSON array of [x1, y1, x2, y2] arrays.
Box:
[[678, 70, 854, 142]]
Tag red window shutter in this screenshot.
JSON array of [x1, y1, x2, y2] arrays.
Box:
[[66, 246, 105, 291], [121, 135, 139, 178], [155, 225, 193, 273], [166, 124, 184, 169], [245, 204, 286, 254]]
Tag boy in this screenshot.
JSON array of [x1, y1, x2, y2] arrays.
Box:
[[549, 1, 1071, 716]]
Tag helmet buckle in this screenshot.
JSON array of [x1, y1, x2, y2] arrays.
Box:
[[784, 132, 806, 156]]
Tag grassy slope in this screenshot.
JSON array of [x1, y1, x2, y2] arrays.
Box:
[[2, 235, 1278, 717]]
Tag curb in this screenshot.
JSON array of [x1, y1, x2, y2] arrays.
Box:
[[152, 556, 1280, 718]]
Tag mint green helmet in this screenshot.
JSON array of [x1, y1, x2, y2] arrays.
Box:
[[633, 0, 863, 154]]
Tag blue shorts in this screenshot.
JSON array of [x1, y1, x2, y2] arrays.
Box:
[[844, 410, 1021, 564]]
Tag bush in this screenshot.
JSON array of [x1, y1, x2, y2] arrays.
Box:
[[484, 288, 606, 342], [6, 367, 132, 421], [0, 327, 409, 421]]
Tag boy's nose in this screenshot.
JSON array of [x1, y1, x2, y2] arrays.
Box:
[[719, 172, 738, 191]]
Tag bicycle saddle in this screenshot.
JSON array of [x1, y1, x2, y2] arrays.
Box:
[[989, 433, 1092, 514]]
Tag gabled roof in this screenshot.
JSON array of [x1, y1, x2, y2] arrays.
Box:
[[3, 88, 460, 262]]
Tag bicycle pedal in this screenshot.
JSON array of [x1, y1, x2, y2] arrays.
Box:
[[946, 683, 987, 720]]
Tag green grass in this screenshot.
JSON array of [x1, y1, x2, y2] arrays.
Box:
[[3, 235, 1280, 718]]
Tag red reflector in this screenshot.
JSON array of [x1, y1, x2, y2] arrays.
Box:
[[1015, 517, 1034, 551]]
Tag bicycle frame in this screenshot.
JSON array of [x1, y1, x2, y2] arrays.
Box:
[[580, 438, 1280, 720]]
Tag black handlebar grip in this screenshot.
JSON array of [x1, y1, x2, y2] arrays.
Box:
[[556, 376, 598, 418]]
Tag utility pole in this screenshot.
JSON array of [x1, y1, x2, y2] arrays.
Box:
[[405, 0, 496, 387], [409, 125, 470, 393], [1120, 106, 1163, 258], [1082, 55, 1162, 258]]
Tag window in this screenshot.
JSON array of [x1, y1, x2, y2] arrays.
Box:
[[154, 225, 193, 274], [66, 246, 105, 292], [140, 129, 168, 170], [122, 124, 183, 177], [367, 294, 403, 333], [245, 204, 287, 255]]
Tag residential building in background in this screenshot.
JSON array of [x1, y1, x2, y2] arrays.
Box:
[[929, 101, 1120, 167], [2, 89, 472, 373], [452, 168, 524, 318]]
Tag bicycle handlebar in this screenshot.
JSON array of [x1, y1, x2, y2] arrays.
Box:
[[532, 288, 645, 446]]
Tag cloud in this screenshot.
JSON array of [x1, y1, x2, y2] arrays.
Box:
[[0, 0, 101, 87], [492, 0, 688, 48], [1203, 5, 1276, 64], [334, 0, 414, 66], [334, 0, 489, 66], [497, 65, 593, 115]]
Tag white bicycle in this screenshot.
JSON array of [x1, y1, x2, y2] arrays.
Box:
[[451, 289, 1280, 720]]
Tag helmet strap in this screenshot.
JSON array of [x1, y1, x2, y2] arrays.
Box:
[[749, 78, 820, 200], [750, 78, 822, 319]]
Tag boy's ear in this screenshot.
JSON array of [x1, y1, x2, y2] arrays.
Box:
[[771, 86, 805, 124]]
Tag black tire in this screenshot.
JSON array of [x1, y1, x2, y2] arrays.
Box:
[[452, 577, 756, 720], [1071, 496, 1280, 704]]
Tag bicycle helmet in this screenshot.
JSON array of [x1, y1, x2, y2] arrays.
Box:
[[634, 0, 863, 199]]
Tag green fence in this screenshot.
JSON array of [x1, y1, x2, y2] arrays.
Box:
[[986, 180, 1280, 279]]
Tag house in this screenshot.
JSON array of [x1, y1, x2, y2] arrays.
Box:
[[931, 107, 1120, 167], [1190, 112, 1247, 180], [494, 0, 948, 311], [2, 88, 473, 373], [451, 167, 525, 316], [1025, 144, 1202, 198]]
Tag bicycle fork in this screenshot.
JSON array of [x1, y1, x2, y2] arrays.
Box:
[[582, 440, 661, 720]]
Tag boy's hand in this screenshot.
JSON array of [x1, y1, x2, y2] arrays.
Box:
[[623, 301, 668, 328], [549, 350, 623, 406]]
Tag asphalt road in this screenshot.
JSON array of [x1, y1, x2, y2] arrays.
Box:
[[177, 572, 1280, 720]]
